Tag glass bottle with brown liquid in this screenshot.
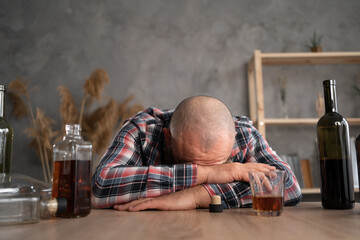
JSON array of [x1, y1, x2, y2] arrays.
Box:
[[52, 124, 92, 217], [317, 79, 355, 209]]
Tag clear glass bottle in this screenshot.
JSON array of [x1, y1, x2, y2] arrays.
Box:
[[317, 79, 355, 209], [0, 85, 14, 174], [52, 124, 92, 218], [0, 173, 67, 225]]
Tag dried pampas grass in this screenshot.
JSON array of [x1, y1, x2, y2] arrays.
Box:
[[24, 108, 58, 182], [8, 79, 57, 182], [8, 78, 29, 120], [58, 86, 78, 126], [79, 68, 109, 124], [82, 98, 119, 155], [84, 68, 109, 101], [8, 69, 144, 181], [81, 95, 143, 169], [9, 77, 29, 96], [8, 92, 28, 119]]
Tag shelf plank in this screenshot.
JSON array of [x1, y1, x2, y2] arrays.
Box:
[[248, 50, 360, 137], [301, 188, 320, 194], [260, 51, 360, 65], [301, 188, 359, 194], [265, 118, 318, 125], [257, 118, 360, 126]]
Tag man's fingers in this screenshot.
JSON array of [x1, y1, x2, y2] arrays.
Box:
[[266, 165, 276, 171], [254, 164, 276, 173], [128, 199, 161, 212], [254, 163, 276, 171], [114, 203, 133, 211], [114, 197, 171, 212], [113, 198, 148, 211], [128, 199, 154, 212], [262, 176, 273, 192], [243, 163, 278, 184], [114, 204, 128, 211]]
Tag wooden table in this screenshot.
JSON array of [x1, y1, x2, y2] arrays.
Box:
[[1, 202, 360, 240]]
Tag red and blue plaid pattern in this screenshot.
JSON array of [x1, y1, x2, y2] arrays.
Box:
[[92, 107, 302, 208]]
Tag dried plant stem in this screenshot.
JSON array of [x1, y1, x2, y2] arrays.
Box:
[[26, 93, 50, 182], [38, 138, 48, 182], [78, 93, 88, 125], [43, 144, 51, 181]]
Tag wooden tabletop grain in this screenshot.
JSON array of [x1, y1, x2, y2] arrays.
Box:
[[1, 202, 360, 240]]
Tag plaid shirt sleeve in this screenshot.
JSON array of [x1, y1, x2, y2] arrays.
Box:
[[91, 114, 197, 208], [202, 117, 302, 209]]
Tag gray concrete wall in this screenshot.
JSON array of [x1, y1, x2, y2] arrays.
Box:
[[1, 0, 360, 185]]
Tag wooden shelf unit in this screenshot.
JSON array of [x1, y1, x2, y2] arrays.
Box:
[[264, 118, 360, 126], [247, 50, 360, 138]]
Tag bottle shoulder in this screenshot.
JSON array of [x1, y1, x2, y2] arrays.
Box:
[[356, 134, 360, 144], [53, 136, 92, 148], [317, 112, 348, 127], [0, 118, 14, 132]]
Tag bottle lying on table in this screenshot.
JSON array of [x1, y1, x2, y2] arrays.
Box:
[[0, 173, 67, 225]]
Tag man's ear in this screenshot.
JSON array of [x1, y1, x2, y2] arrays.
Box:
[[163, 128, 171, 147]]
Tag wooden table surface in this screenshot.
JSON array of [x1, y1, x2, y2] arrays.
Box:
[[1, 202, 360, 240]]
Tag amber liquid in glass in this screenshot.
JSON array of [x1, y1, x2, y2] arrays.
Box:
[[252, 195, 283, 212], [52, 160, 91, 217]]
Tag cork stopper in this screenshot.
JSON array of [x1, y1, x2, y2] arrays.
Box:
[[209, 195, 223, 213], [211, 195, 221, 205], [47, 199, 58, 214]]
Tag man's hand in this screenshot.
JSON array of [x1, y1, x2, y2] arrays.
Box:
[[113, 185, 211, 211], [197, 162, 276, 184]]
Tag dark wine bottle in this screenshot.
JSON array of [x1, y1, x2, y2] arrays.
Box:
[[0, 84, 14, 174], [317, 79, 355, 209]]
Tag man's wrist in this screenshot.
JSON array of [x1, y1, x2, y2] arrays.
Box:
[[197, 165, 210, 184], [193, 185, 212, 208]]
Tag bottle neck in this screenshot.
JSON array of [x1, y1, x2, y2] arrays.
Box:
[[64, 124, 82, 138], [324, 83, 338, 113], [0, 90, 5, 118]]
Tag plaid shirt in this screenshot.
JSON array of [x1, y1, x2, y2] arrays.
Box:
[[92, 107, 302, 209]]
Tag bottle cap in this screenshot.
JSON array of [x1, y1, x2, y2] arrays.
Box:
[[56, 197, 67, 214], [65, 124, 82, 136], [0, 85, 5, 91], [323, 79, 336, 86], [47, 199, 58, 214], [209, 195, 223, 213]]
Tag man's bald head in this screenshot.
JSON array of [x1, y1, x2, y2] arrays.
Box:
[[168, 96, 235, 156]]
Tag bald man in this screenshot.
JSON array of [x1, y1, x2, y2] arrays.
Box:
[[92, 96, 302, 211]]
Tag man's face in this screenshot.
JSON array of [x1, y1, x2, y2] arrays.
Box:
[[168, 131, 234, 165]]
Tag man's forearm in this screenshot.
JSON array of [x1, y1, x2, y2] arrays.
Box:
[[196, 165, 209, 184], [92, 163, 199, 208], [113, 185, 212, 211], [197, 162, 276, 185], [194, 185, 212, 208]]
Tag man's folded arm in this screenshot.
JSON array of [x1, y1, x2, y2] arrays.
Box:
[[200, 127, 302, 209], [201, 167, 302, 209], [91, 124, 199, 208]]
